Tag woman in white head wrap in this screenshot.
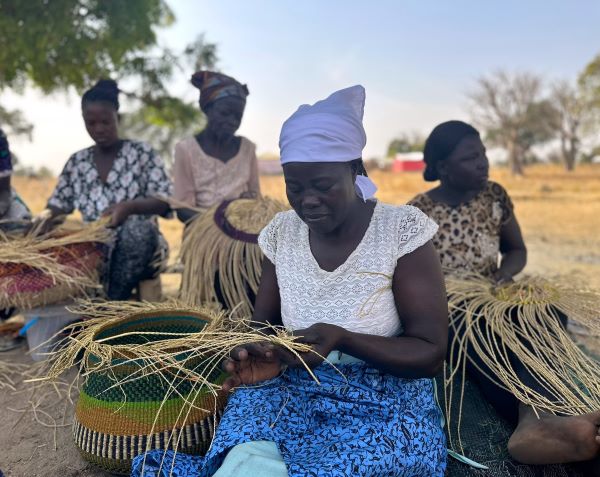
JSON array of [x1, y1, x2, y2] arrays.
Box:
[[132, 86, 448, 477]]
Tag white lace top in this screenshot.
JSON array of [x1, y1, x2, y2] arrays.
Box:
[[257, 202, 438, 337]]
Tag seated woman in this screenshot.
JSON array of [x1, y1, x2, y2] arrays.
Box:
[[408, 120, 600, 466], [132, 86, 449, 476], [0, 128, 31, 350], [173, 71, 260, 224], [44, 80, 172, 300], [0, 128, 31, 232]]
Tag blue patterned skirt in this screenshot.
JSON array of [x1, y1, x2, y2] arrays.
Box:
[[131, 358, 447, 477]]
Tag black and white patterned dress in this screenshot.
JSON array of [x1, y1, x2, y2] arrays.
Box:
[[48, 140, 173, 299]]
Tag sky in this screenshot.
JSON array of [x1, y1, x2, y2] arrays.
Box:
[[3, 0, 600, 174]]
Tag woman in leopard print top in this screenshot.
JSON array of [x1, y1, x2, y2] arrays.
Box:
[[409, 120, 600, 468], [409, 180, 515, 279]]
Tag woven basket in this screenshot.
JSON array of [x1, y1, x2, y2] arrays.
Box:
[[72, 310, 228, 475], [0, 241, 105, 309], [180, 197, 288, 315]]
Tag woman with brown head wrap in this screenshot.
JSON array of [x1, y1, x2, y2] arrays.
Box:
[[173, 71, 260, 223]]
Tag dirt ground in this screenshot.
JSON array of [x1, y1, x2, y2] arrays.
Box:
[[0, 348, 108, 477], [1, 165, 599, 476]]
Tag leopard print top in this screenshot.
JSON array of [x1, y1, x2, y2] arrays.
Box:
[[408, 181, 513, 278]]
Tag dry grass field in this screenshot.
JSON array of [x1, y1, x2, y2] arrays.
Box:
[[12, 163, 600, 289]]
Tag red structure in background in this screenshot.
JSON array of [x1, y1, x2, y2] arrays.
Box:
[[392, 152, 425, 173]]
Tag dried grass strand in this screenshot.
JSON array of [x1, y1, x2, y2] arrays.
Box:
[[0, 220, 111, 309], [179, 198, 288, 316], [443, 272, 600, 452], [29, 299, 326, 475]]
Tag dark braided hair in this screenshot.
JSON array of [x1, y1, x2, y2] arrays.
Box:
[[423, 120, 480, 181], [81, 79, 120, 111]]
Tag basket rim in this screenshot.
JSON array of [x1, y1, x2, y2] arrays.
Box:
[[91, 308, 215, 341], [86, 308, 217, 365], [0, 242, 104, 278]]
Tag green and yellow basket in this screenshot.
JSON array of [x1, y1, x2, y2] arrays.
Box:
[[72, 309, 228, 475]]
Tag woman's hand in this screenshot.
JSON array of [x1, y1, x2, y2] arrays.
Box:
[[492, 269, 514, 285], [220, 324, 346, 392], [29, 209, 65, 236], [239, 191, 258, 199], [291, 323, 347, 369], [221, 342, 286, 392], [103, 202, 134, 228]]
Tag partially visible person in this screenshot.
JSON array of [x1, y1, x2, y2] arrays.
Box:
[[0, 129, 31, 231], [409, 120, 600, 466], [0, 129, 31, 350], [44, 79, 172, 300], [173, 71, 259, 223]]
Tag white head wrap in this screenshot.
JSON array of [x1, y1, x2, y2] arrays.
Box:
[[279, 85, 377, 201]]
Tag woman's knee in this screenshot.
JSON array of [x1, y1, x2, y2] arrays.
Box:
[[116, 217, 159, 253]]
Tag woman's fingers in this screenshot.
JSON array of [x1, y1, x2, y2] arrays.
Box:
[[292, 326, 320, 345], [228, 346, 249, 361], [234, 342, 277, 360], [221, 375, 241, 393], [221, 346, 254, 378], [272, 345, 301, 366], [222, 358, 237, 373]]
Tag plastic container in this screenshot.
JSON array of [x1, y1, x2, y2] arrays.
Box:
[[22, 304, 78, 361]]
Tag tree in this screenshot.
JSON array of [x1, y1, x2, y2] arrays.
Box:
[[0, 1, 218, 159], [119, 94, 206, 164], [0, 0, 174, 92], [548, 81, 586, 171], [386, 132, 425, 157], [0, 105, 33, 139], [578, 53, 600, 160], [579, 53, 600, 113], [468, 71, 556, 175], [119, 34, 218, 162]]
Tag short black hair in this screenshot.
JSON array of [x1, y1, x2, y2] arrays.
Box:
[[81, 79, 120, 111], [423, 120, 480, 181]]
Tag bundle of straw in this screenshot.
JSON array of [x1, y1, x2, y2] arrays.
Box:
[[33, 299, 314, 475], [443, 272, 600, 449], [0, 220, 110, 309], [179, 197, 288, 315]]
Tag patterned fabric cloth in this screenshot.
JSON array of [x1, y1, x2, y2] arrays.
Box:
[[132, 360, 447, 477], [48, 140, 172, 222], [258, 202, 438, 336], [104, 216, 164, 300], [408, 181, 513, 278], [173, 136, 259, 209], [191, 71, 249, 110], [48, 140, 172, 299]]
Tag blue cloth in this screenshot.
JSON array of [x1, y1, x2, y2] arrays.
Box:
[[212, 441, 288, 477], [132, 355, 446, 477]]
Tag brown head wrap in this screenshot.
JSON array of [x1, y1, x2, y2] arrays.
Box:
[[191, 71, 249, 111]]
